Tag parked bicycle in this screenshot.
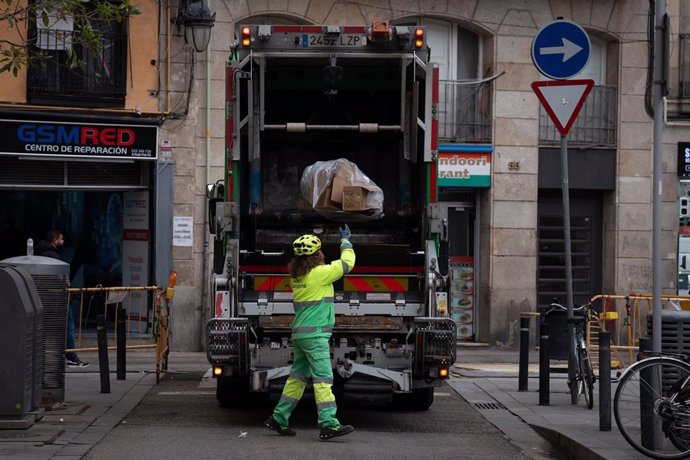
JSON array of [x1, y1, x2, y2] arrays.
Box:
[[543, 301, 598, 409], [614, 352, 690, 459]]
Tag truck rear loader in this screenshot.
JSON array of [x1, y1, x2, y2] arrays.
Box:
[[206, 22, 456, 411]]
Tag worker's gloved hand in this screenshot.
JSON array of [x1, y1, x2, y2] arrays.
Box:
[[339, 224, 351, 240]]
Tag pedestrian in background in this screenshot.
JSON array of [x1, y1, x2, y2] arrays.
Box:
[[35, 229, 64, 259], [265, 225, 355, 440], [37, 229, 89, 368]]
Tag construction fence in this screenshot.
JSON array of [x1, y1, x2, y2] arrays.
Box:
[[65, 283, 173, 381], [586, 293, 690, 370]]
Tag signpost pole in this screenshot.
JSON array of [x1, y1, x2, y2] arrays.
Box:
[[651, 0, 666, 355], [559, 134, 577, 404], [531, 18, 592, 407]]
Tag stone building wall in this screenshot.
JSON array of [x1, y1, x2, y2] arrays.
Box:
[[162, 0, 672, 350]]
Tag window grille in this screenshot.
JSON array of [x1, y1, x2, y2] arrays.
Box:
[[27, 14, 127, 107]]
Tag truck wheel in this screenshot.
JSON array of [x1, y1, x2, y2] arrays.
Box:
[[392, 388, 435, 411], [216, 376, 250, 408]]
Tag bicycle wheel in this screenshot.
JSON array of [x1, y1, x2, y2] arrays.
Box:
[[579, 345, 594, 410], [667, 374, 690, 452], [569, 340, 583, 404], [614, 357, 690, 459]]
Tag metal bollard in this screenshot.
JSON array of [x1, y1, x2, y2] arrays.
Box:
[[639, 338, 661, 450], [519, 316, 530, 392], [539, 322, 550, 406], [599, 331, 611, 431], [96, 314, 111, 394], [116, 307, 126, 381]]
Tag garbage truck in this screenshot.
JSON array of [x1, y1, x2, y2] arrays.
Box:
[[205, 22, 456, 410]]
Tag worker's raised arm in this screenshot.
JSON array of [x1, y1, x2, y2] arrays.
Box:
[[313, 225, 355, 285]]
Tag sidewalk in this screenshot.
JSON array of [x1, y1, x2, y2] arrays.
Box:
[[1, 347, 648, 459], [450, 346, 647, 459], [0, 350, 207, 460]]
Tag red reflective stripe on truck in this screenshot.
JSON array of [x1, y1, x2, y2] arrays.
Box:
[[430, 64, 439, 203], [254, 276, 291, 291], [380, 277, 407, 291], [215, 292, 223, 317], [226, 119, 234, 150], [343, 26, 366, 33], [343, 277, 408, 292], [352, 266, 421, 274], [302, 26, 322, 33], [226, 162, 235, 200], [273, 25, 301, 33]]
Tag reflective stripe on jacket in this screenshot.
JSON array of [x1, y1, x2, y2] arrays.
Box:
[[290, 239, 355, 339]]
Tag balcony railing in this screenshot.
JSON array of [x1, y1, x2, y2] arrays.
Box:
[[27, 28, 127, 107], [538, 85, 617, 148], [438, 79, 493, 144]]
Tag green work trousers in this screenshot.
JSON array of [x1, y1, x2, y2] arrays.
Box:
[[272, 336, 339, 429]]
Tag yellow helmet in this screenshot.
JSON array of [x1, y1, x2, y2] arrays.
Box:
[[293, 234, 321, 256]]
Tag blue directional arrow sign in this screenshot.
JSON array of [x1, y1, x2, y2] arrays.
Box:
[[531, 20, 591, 80]]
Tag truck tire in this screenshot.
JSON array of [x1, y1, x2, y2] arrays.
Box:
[[216, 376, 251, 408], [392, 387, 435, 411]]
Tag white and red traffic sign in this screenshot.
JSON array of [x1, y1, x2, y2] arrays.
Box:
[[531, 79, 594, 136]]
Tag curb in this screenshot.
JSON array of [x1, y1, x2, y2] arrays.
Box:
[[529, 423, 606, 460]]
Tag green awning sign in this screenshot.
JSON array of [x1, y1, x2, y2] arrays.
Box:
[[437, 151, 491, 188]]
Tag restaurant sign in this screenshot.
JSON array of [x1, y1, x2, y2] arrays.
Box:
[[437, 145, 492, 188], [0, 119, 159, 160]]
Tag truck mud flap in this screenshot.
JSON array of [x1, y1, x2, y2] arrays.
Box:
[[413, 318, 456, 378], [206, 319, 249, 374]]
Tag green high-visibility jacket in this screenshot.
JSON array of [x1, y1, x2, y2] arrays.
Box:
[[290, 239, 355, 339]]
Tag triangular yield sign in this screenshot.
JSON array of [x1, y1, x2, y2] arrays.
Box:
[[531, 79, 594, 136]]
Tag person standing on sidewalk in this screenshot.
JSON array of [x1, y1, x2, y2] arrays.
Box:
[[36, 229, 89, 368], [265, 225, 355, 440]]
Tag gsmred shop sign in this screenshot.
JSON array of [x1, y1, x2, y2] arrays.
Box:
[[0, 119, 159, 160]]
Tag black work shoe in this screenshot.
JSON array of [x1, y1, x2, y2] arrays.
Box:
[[319, 424, 354, 440], [66, 359, 89, 368], [264, 416, 296, 436]]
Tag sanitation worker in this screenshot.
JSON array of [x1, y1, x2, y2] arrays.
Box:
[[265, 224, 355, 440]]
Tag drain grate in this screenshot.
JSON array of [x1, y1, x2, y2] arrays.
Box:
[[473, 402, 507, 410]]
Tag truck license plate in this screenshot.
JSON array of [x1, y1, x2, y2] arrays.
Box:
[[303, 34, 366, 48]]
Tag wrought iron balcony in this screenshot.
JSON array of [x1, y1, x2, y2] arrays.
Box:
[[438, 79, 493, 144], [27, 28, 127, 107], [538, 85, 617, 148]]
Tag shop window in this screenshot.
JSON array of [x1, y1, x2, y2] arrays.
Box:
[[26, 7, 127, 107]]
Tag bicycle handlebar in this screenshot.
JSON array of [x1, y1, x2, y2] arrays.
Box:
[[543, 302, 598, 320]]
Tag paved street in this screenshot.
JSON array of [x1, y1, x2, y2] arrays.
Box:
[[9, 348, 638, 459], [84, 367, 536, 460]]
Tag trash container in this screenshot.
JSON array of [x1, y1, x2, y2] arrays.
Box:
[[538, 305, 585, 361], [645, 310, 690, 354], [0, 264, 44, 428], [2, 256, 69, 405]]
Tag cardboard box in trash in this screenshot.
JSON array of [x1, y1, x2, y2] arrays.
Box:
[[342, 185, 379, 211], [301, 158, 383, 218]]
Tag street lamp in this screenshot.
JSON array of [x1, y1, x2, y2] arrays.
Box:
[[181, 0, 215, 52]]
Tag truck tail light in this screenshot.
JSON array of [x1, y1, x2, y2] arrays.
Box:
[[415, 28, 424, 48], [439, 367, 449, 378], [213, 365, 223, 377], [241, 26, 251, 47]]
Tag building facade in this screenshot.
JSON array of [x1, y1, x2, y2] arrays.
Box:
[[2, 0, 688, 351]]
